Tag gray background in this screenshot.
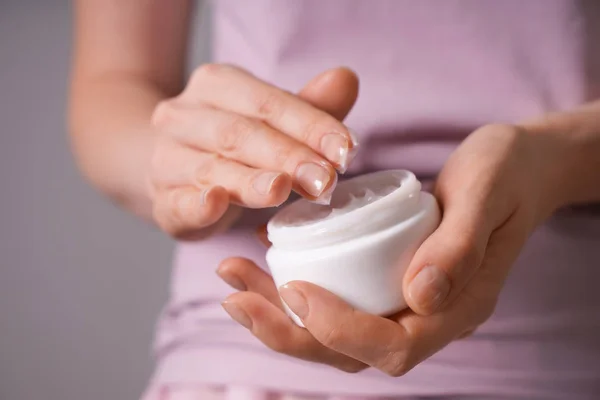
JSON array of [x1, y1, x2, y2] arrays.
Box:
[[0, 1, 210, 399]]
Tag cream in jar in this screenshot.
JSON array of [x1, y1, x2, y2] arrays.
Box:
[[266, 170, 441, 326]]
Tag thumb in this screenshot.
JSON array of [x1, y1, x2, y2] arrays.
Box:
[[402, 201, 490, 315], [298, 67, 359, 121]]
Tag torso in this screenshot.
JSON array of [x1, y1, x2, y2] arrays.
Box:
[[153, 1, 600, 398]]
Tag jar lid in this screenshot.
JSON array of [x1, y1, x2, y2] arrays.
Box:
[[267, 170, 423, 250]]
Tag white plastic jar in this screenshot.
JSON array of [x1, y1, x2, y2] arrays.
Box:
[[266, 170, 441, 326]]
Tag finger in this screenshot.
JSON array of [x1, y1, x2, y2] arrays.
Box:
[[222, 291, 365, 372], [152, 186, 229, 239], [298, 67, 359, 122], [152, 105, 335, 202], [216, 257, 280, 306], [386, 224, 524, 373], [279, 281, 412, 376], [458, 328, 476, 339], [151, 142, 292, 207], [280, 281, 479, 376], [402, 196, 490, 315], [277, 225, 518, 376], [181, 64, 358, 172]]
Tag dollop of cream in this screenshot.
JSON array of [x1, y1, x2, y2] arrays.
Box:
[[273, 173, 404, 228]]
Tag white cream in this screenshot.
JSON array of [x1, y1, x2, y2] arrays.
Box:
[[266, 170, 441, 326]]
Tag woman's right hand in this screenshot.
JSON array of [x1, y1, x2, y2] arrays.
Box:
[[148, 65, 359, 240]]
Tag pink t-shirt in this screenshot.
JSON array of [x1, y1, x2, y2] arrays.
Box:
[[150, 1, 600, 398]]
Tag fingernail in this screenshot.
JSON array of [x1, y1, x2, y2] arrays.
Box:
[[408, 265, 451, 313], [222, 301, 252, 329], [176, 190, 205, 210], [311, 170, 337, 205], [348, 128, 360, 147], [321, 133, 350, 172], [344, 128, 360, 173], [279, 284, 308, 319], [252, 171, 281, 195], [216, 269, 247, 291], [295, 163, 331, 198], [200, 187, 214, 205]]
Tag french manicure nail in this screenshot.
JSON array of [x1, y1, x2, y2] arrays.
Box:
[[222, 301, 253, 329], [408, 265, 451, 313], [343, 128, 360, 173], [311, 170, 337, 205], [200, 187, 215, 205], [348, 128, 360, 147], [321, 133, 350, 171], [252, 171, 280, 195], [279, 284, 308, 319], [295, 163, 331, 198]]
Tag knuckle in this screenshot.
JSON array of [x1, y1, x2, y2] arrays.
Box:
[[299, 118, 325, 146], [267, 338, 292, 355], [217, 116, 253, 154], [380, 350, 411, 377], [154, 191, 209, 240], [151, 100, 178, 129], [266, 330, 300, 355], [272, 144, 295, 171], [254, 91, 284, 121], [193, 155, 216, 186], [319, 324, 346, 349], [190, 63, 223, 86]]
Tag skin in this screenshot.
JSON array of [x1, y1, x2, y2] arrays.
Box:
[[71, 0, 600, 380], [71, 0, 357, 239], [219, 108, 600, 375]]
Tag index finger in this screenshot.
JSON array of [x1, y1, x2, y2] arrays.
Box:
[[181, 64, 358, 172]]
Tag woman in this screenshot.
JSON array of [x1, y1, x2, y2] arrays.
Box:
[[69, 1, 600, 399]]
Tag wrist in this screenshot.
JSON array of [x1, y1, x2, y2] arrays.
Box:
[[518, 117, 585, 216]]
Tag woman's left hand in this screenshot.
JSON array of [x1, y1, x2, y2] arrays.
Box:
[[217, 123, 563, 375]]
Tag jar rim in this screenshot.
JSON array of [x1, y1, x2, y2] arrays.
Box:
[[267, 170, 423, 250]]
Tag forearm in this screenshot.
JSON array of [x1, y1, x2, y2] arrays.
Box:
[[70, 0, 192, 220], [69, 72, 172, 219], [522, 100, 600, 212]]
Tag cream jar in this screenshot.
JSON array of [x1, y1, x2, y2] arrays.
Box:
[[266, 170, 441, 326]]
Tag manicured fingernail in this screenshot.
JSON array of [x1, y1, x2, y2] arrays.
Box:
[[216, 269, 247, 291], [295, 163, 331, 198], [408, 265, 450, 313], [176, 190, 205, 211], [279, 284, 308, 319], [321, 133, 350, 171], [311, 170, 337, 205], [348, 128, 360, 147], [344, 128, 359, 173], [253, 171, 281, 195], [200, 187, 216, 205], [222, 301, 252, 329]]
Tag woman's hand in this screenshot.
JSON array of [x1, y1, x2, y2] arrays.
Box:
[[217, 123, 564, 374], [148, 65, 359, 239]]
